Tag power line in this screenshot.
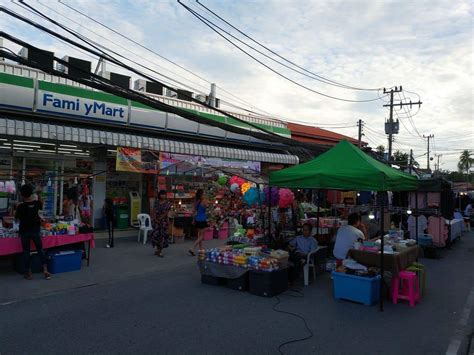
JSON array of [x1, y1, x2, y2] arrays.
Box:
[[55, 0, 290, 120], [194, 0, 382, 92], [178, 1, 385, 103]]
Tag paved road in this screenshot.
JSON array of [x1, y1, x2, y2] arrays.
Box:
[[1, 234, 473, 354]]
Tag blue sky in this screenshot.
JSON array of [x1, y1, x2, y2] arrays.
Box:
[[2, 0, 473, 170]]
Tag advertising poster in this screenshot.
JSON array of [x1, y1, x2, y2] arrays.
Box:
[[115, 147, 160, 174]]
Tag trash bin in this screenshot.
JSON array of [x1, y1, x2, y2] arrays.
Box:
[[116, 204, 129, 229]]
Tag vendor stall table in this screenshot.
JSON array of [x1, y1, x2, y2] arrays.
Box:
[[198, 260, 248, 279], [0, 233, 95, 266], [447, 219, 463, 242], [348, 245, 420, 277]]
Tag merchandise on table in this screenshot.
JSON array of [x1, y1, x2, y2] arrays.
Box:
[[199, 245, 283, 272], [0, 220, 88, 239]]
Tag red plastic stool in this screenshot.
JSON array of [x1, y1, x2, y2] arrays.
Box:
[[391, 270, 420, 307]]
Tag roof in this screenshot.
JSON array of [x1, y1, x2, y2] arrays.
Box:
[[287, 122, 367, 146], [269, 140, 418, 191]]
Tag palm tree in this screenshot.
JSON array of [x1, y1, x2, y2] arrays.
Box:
[[458, 150, 473, 180], [376, 145, 385, 156]]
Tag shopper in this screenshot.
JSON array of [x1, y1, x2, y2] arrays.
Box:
[[288, 223, 318, 283], [152, 190, 171, 257], [333, 213, 365, 262], [189, 189, 208, 256], [15, 184, 51, 280], [103, 198, 115, 248], [464, 201, 473, 232]]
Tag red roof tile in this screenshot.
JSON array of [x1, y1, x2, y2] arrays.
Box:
[[287, 122, 367, 146]]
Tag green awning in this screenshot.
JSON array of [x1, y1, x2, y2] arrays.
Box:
[[269, 140, 417, 192]]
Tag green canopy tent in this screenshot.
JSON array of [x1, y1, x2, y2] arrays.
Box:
[[269, 140, 418, 311]]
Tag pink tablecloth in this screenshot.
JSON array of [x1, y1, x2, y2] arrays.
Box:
[[0, 233, 95, 256]]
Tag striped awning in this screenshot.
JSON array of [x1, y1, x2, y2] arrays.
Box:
[[0, 117, 298, 165]]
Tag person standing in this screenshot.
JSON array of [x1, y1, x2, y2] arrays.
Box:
[[152, 190, 171, 257], [189, 189, 208, 256], [103, 198, 115, 248], [15, 184, 51, 280], [464, 201, 473, 232]]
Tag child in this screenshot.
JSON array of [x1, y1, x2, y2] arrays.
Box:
[[103, 198, 115, 248], [15, 184, 51, 280]]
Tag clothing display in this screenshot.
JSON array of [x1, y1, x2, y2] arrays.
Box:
[[427, 216, 448, 247], [407, 215, 428, 239]]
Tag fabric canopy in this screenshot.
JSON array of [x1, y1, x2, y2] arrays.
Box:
[[269, 140, 417, 192]]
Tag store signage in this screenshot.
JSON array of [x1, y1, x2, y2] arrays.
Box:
[[115, 147, 159, 174], [37, 91, 128, 122]]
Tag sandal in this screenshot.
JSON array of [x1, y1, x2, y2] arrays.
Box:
[[24, 271, 33, 280], [158, 252, 164, 258], [43, 272, 52, 280], [188, 249, 196, 256]]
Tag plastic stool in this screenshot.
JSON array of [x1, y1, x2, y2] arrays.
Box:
[[407, 263, 426, 297], [392, 270, 420, 307]]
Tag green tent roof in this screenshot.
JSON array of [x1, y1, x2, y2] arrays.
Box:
[[269, 140, 417, 191]]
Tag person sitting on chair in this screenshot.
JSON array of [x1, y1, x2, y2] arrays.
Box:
[[288, 223, 318, 283], [333, 213, 365, 264]]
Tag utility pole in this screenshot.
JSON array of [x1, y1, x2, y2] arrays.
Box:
[[409, 149, 413, 174], [435, 154, 442, 174], [383, 87, 422, 163], [423, 134, 434, 171], [357, 119, 364, 148]]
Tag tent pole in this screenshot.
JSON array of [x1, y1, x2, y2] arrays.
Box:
[[380, 197, 385, 312], [257, 183, 264, 239], [316, 190, 321, 238], [415, 192, 419, 244], [267, 186, 272, 244]]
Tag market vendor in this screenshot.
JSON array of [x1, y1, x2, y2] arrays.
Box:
[[288, 223, 318, 283], [333, 213, 365, 263]]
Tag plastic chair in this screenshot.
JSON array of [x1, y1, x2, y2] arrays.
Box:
[[392, 270, 420, 307], [304, 246, 327, 286], [137, 214, 153, 245]]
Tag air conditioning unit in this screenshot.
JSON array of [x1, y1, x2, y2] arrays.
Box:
[[165, 88, 178, 99], [99, 70, 131, 89], [195, 94, 207, 103], [134, 79, 165, 95], [177, 89, 193, 102], [18, 47, 54, 72], [57, 56, 91, 79]]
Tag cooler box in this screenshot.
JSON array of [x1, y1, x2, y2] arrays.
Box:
[[332, 271, 380, 306], [249, 268, 288, 297], [47, 250, 83, 274], [417, 234, 433, 247]]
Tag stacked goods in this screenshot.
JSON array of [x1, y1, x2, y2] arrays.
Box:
[[199, 246, 280, 272]]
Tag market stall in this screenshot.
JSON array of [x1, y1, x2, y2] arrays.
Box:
[[270, 140, 418, 310]]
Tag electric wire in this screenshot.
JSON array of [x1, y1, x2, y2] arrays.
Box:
[[178, 1, 385, 103], [194, 0, 381, 92], [5, 3, 307, 150], [57, 0, 289, 119]]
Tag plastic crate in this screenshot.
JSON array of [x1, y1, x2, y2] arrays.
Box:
[[332, 271, 381, 306], [47, 250, 83, 274]]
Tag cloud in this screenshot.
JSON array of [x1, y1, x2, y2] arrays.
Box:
[[1, 0, 472, 170]]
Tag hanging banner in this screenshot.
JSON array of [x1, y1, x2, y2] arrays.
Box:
[[115, 147, 160, 174], [159, 152, 261, 172]]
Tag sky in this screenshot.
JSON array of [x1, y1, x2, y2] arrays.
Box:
[[1, 0, 473, 171]]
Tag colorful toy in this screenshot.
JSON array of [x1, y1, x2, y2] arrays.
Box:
[[278, 188, 295, 208]]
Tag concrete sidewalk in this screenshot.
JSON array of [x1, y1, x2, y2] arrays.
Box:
[[0, 235, 224, 305]]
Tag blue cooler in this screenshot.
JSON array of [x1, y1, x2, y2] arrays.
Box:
[[332, 272, 381, 306], [48, 250, 83, 274]]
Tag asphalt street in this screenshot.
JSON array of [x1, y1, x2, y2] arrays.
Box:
[[1, 233, 474, 355]]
